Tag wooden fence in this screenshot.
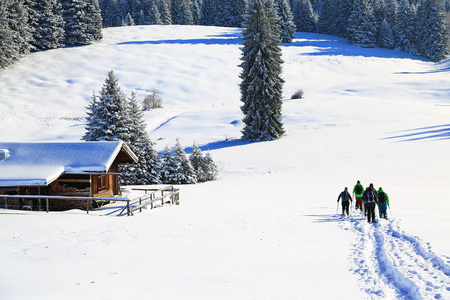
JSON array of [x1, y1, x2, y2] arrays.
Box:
[[121, 186, 180, 216], [0, 185, 179, 216]]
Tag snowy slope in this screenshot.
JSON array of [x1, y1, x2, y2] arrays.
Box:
[[0, 25, 450, 299]]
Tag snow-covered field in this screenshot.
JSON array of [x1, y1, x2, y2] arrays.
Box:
[[1, 25, 450, 299]]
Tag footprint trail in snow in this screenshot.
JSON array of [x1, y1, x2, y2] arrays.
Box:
[[339, 213, 450, 299]]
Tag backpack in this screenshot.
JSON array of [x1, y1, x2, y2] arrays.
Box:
[[342, 192, 348, 201], [355, 185, 363, 194], [378, 192, 386, 205], [367, 191, 375, 203]]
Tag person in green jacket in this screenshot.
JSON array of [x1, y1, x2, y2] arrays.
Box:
[[377, 187, 390, 219], [353, 180, 364, 211]]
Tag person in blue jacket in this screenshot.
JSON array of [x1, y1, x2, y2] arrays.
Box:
[[337, 187, 353, 216]]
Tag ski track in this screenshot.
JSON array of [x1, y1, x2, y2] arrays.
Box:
[[340, 212, 450, 300]]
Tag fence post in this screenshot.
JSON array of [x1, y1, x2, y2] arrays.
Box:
[[46, 198, 49, 213], [139, 197, 142, 213], [127, 200, 130, 216]]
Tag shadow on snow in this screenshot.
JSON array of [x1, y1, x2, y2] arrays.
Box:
[[382, 124, 450, 142]]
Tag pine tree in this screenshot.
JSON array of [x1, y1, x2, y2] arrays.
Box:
[[83, 70, 131, 141], [203, 151, 218, 181], [415, 0, 449, 61], [161, 140, 197, 184], [347, 0, 377, 48], [159, 0, 173, 25], [84, 0, 103, 42], [0, 1, 21, 68], [379, 18, 394, 48], [291, 0, 316, 33], [149, 2, 163, 24], [189, 143, 207, 182], [394, 0, 417, 54], [189, 143, 219, 182], [274, 0, 296, 43], [171, 0, 194, 25], [240, 0, 285, 142], [29, 0, 65, 50], [6, 0, 34, 55], [62, 0, 102, 45], [62, 0, 88, 45], [120, 92, 162, 185]]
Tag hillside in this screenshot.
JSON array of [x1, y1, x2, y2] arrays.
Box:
[[0, 25, 449, 299]]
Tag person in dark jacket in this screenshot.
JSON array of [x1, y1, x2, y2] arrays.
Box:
[[337, 187, 353, 216], [363, 184, 378, 223], [377, 187, 390, 219]]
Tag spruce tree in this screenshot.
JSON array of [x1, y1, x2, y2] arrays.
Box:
[[379, 18, 394, 49], [84, 0, 103, 42], [347, 0, 377, 48], [415, 0, 449, 61], [394, 0, 416, 54], [171, 0, 194, 25], [120, 92, 162, 185], [29, 0, 65, 51], [291, 0, 316, 33], [161, 140, 197, 184], [189, 144, 219, 183], [62, 0, 102, 45], [274, 0, 296, 43], [0, 1, 21, 68], [83, 70, 131, 141], [6, 0, 34, 55], [240, 0, 285, 142]]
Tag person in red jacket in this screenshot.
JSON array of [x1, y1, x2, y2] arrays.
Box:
[[353, 180, 364, 211], [337, 187, 353, 216]]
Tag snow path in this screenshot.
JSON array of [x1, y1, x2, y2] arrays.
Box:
[[340, 213, 450, 299]]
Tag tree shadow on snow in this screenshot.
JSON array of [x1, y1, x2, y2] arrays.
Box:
[[382, 124, 450, 142], [306, 214, 345, 223], [284, 32, 426, 61], [184, 138, 250, 154]]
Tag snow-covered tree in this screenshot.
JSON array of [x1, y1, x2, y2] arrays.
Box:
[[6, 0, 34, 55], [274, 0, 296, 43], [378, 18, 394, 48], [161, 140, 197, 184], [0, 2, 21, 68], [62, 0, 102, 45], [84, 0, 103, 42], [159, 0, 173, 25], [291, 0, 316, 33], [120, 92, 162, 185], [347, 0, 377, 48], [171, 0, 194, 25], [83, 70, 131, 141], [29, 0, 65, 51], [415, 0, 449, 61], [148, 2, 163, 24], [240, 0, 285, 142], [394, 0, 417, 54], [189, 143, 218, 183]]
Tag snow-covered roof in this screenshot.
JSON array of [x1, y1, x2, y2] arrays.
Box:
[[0, 141, 137, 187]]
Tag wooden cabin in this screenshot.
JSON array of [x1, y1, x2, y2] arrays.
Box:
[[0, 141, 138, 210]]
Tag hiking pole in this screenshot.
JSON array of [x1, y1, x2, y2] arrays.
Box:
[[336, 201, 339, 215], [388, 204, 393, 218]]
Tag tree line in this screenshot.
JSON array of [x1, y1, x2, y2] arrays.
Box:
[[101, 0, 449, 61], [0, 0, 103, 68], [83, 70, 219, 185], [1, 0, 448, 67]]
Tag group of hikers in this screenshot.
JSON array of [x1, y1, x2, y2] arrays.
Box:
[[337, 180, 390, 223]]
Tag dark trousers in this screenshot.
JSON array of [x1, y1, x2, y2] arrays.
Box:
[[342, 201, 350, 215], [366, 205, 376, 223]]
